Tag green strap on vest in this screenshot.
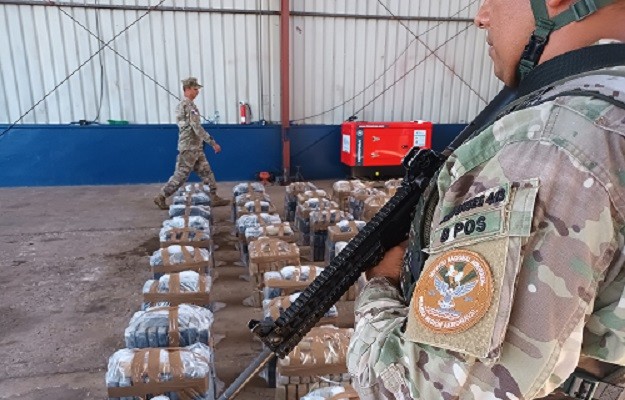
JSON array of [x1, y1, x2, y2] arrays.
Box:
[[518, 0, 615, 80]]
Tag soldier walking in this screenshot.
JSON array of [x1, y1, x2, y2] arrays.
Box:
[[154, 77, 230, 209]]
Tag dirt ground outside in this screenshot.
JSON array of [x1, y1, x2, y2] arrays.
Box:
[[0, 180, 350, 400]]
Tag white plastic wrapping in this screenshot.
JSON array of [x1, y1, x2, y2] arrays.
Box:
[[142, 271, 212, 310], [124, 304, 214, 348], [172, 192, 211, 207], [105, 342, 216, 400], [168, 205, 212, 221], [159, 226, 211, 245], [235, 213, 281, 234], [244, 222, 294, 241], [150, 246, 211, 267], [300, 386, 358, 400], [336, 220, 366, 232], [232, 182, 265, 197], [263, 265, 324, 299], [163, 216, 211, 233]]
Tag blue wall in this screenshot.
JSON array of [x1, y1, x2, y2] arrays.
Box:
[[0, 123, 465, 187]]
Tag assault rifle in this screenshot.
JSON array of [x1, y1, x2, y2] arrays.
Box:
[[217, 86, 518, 400]]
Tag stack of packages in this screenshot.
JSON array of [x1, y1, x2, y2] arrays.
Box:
[[295, 195, 338, 260], [284, 182, 318, 222], [362, 193, 391, 222], [331, 180, 368, 213], [308, 208, 352, 262], [325, 220, 366, 263], [274, 326, 355, 400], [106, 183, 219, 400], [230, 182, 266, 222], [232, 182, 281, 268], [246, 237, 300, 307], [347, 184, 381, 221]]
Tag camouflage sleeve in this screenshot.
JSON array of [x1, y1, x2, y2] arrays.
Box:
[[189, 110, 216, 147]]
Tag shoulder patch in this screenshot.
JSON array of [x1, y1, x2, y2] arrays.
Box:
[[412, 249, 493, 333]]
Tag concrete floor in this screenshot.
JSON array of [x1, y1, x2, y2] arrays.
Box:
[[0, 180, 353, 400]]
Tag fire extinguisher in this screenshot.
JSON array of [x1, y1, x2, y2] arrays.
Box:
[[239, 101, 251, 124]]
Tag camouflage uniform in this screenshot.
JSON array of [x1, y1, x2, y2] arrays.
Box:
[[348, 66, 625, 399], [160, 98, 218, 197]]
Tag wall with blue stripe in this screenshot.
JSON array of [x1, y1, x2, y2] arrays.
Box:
[[0, 123, 465, 187]]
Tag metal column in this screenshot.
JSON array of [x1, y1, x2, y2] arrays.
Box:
[[280, 0, 291, 184]]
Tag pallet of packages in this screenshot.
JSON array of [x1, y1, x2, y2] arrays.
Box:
[[142, 271, 212, 310], [284, 182, 318, 222], [124, 304, 213, 349], [106, 343, 217, 400], [150, 245, 214, 279], [246, 238, 300, 307], [273, 326, 353, 400]]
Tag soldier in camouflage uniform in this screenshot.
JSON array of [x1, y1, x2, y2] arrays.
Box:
[[348, 0, 625, 399], [154, 77, 230, 209]]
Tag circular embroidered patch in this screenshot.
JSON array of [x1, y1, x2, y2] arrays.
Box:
[[412, 249, 493, 333]]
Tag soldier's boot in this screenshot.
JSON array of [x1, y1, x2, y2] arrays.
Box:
[[210, 193, 230, 207], [153, 194, 168, 210]]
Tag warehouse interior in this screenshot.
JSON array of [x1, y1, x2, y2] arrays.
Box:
[[0, 1, 500, 399]]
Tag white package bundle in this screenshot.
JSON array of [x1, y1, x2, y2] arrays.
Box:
[[142, 271, 212, 310], [124, 304, 214, 348], [244, 222, 294, 241], [235, 192, 271, 206], [177, 183, 211, 196], [150, 246, 213, 278], [168, 205, 212, 221], [243, 200, 272, 212], [262, 265, 324, 300], [300, 386, 359, 400], [232, 182, 265, 197], [159, 226, 211, 245], [163, 216, 211, 233], [337, 220, 366, 232], [235, 213, 281, 234], [286, 182, 317, 196], [172, 192, 211, 207], [106, 342, 216, 400]]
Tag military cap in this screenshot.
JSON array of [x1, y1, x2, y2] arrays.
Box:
[[181, 77, 203, 88]]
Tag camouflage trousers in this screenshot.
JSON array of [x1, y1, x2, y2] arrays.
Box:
[[160, 149, 217, 197]]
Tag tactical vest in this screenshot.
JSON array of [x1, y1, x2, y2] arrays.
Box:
[[403, 50, 625, 400]]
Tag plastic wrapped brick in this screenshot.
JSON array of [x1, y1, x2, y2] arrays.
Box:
[[278, 326, 353, 376], [232, 182, 265, 197], [263, 292, 338, 321], [235, 213, 281, 235], [177, 183, 211, 196], [124, 304, 214, 348], [263, 265, 324, 300], [348, 188, 384, 220], [106, 342, 216, 400], [286, 182, 317, 196], [363, 194, 391, 222], [244, 222, 295, 243], [159, 226, 212, 249], [243, 200, 274, 213], [150, 246, 213, 279], [163, 216, 211, 234], [300, 386, 360, 400], [248, 238, 300, 274], [142, 271, 212, 310], [172, 192, 211, 207], [235, 192, 271, 206], [168, 205, 212, 221]]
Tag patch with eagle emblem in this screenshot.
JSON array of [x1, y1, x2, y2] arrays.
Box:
[[412, 249, 493, 333]]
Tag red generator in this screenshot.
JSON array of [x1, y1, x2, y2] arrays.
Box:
[[340, 120, 433, 178]]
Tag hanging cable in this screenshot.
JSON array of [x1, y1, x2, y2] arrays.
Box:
[[291, 0, 481, 123], [93, 0, 105, 122], [0, 0, 169, 139]]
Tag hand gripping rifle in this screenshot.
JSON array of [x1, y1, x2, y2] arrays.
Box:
[[218, 86, 519, 400]]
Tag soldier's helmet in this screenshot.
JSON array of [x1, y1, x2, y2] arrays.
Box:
[[182, 77, 203, 89]]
